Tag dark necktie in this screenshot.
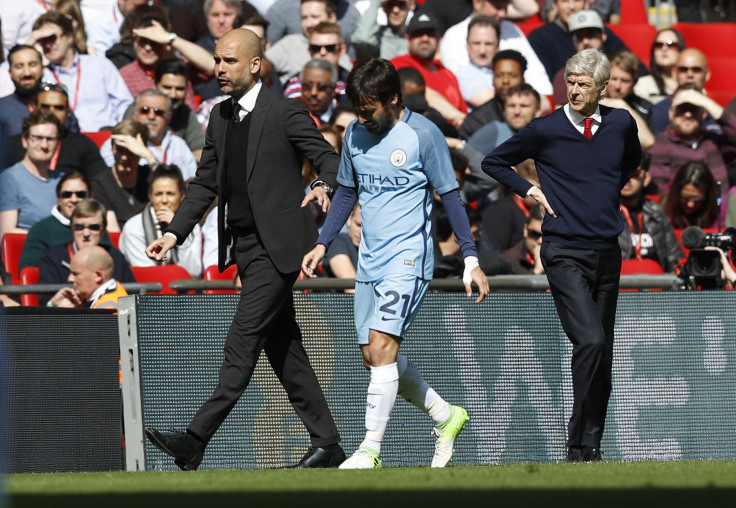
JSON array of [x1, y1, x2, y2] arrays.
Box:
[[233, 103, 243, 123], [583, 117, 594, 139]]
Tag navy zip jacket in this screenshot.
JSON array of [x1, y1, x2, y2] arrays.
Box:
[[481, 105, 642, 249]]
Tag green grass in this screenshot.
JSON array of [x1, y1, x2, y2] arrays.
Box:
[[7, 461, 736, 508]]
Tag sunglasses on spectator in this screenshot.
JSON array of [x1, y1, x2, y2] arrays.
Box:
[[39, 33, 59, 45], [72, 223, 103, 231], [677, 66, 704, 73], [27, 134, 59, 143], [308, 44, 338, 54], [39, 103, 68, 111], [527, 229, 543, 240], [303, 81, 333, 93], [138, 105, 167, 117], [679, 194, 706, 203], [383, 0, 410, 10], [653, 40, 679, 50], [60, 190, 89, 199], [39, 82, 68, 94]]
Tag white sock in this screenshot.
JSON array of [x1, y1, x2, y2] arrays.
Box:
[[361, 362, 398, 454], [396, 354, 450, 425]]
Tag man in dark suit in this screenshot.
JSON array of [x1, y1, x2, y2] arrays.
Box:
[[144, 27, 345, 470], [483, 49, 641, 462]]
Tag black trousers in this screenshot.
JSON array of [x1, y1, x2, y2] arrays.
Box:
[[541, 240, 621, 449], [188, 233, 340, 448]]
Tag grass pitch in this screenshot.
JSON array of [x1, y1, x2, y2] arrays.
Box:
[[8, 460, 736, 508]]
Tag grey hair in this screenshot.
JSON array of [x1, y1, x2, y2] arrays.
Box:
[[204, 0, 242, 16], [133, 89, 173, 121], [564, 48, 610, 90], [301, 58, 338, 85]]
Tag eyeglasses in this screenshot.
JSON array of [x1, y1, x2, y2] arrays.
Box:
[[677, 66, 704, 74], [38, 33, 58, 45], [72, 223, 103, 231], [303, 81, 333, 93], [39, 82, 68, 94], [383, 0, 410, 10], [679, 193, 706, 203], [60, 190, 88, 199], [39, 103, 68, 111], [308, 43, 338, 54], [27, 134, 59, 144], [138, 105, 167, 117], [653, 40, 680, 50], [527, 229, 543, 240]]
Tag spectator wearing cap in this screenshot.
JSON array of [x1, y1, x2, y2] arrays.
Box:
[[351, 0, 415, 61], [528, 0, 640, 82], [440, 0, 553, 99], [391, 11, 468, 126], [647, 85, 736, 213]]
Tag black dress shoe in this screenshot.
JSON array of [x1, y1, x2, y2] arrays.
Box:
[[284, 445, 346, 469], [145, 428, 206, 471], [567, 446, 602, 463]]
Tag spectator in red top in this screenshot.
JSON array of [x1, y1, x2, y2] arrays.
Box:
[[391, 11, 467, 127]]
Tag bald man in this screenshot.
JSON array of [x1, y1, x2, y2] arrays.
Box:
[[49, 246, 128, 309], [144, 28, 344, 470]]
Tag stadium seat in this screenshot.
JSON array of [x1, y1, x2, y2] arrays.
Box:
[[701, 57, 736, 107], [81, 130, 112, 149], [2, 232, 28, 285], [130, 265, 191, 294], [619, 0, 649, 24], [203, 264, 238, 294], [108, 231, 121, 249], [19, 266, 40, 306], [516, 15, 544, 36], [671, 22, 736, 58], [607, 23, 657, 67]]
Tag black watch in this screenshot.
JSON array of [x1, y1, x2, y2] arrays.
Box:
[[310, 180, 335, 197]]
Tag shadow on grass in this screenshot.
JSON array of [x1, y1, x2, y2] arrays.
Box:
[[13, 488, 736, 508]]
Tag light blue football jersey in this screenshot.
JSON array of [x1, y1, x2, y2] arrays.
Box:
[[337, 108, 459, 281]]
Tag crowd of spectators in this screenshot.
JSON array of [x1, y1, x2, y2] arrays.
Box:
[[1, 0, 736, 303]]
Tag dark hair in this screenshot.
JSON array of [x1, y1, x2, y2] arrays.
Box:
[[662, 161, 719, 229], [155, 58, 189, 83], [492, 49, 527, 75], [525, 205, 543, 224], [57, 171, 91, 196], [346, 57, 402, 107], [7, 45, 42, 67], [506, 83, 540, 108], [72, 199, 108, 229], [449, 149, 468, 178], [467, 15, 500, 41], [119, 4, 170, 45], [649, 28, 686, 95], [38, 81, 69, 98], [149, 165, 186, 194], [238, 11, 270, 31], [32, 11, 74, 35], [397, 66, 425, 88], [329, 104, 356, 124], [300, 0, 337, 16], [21, 109, 62, 139], [639, 152, 651, 172]]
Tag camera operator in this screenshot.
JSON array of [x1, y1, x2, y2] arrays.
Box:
[[704, 246, 736, 286], [679, 225, 736, 289]]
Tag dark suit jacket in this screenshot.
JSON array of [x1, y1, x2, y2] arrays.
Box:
[[167, 86, 340, 273]]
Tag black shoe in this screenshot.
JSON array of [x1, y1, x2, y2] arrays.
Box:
[[145, 428, 206, 471], [284, 445, 346, 469], [567, 446, 602, 463]]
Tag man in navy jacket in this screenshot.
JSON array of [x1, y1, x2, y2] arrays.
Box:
[[482, 48, 641, 462]]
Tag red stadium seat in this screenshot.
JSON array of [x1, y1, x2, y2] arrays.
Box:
[[130, 265, 191, 294], [701, 57, 736, 107], [19, 266, 40, 306], [607, 23, 657, 68], [619, 0, 649, 24], [516, 15, 545, 36], [108, 231, 121, 249], [81, 130, 112, 149], [671, 23, 736, 58], [203, 264, 238, 294], [2, 232, 28, 285]]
